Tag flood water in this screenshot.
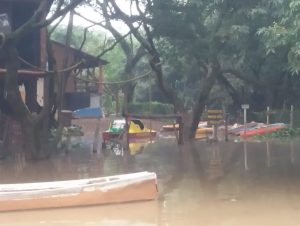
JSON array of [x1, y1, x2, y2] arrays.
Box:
[[1, 137, 300, 226]]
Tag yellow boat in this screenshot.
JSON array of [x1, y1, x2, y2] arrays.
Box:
[[102, 119, 156, 146], [161, 124, 179, 131], [162, 121, 212, 134], [196, 127, 213, 135]]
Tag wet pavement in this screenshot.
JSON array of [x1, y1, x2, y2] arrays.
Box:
[[1, 130, 300, 225]]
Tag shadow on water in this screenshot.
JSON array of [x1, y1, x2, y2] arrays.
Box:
[[2, 138, 300, 225]]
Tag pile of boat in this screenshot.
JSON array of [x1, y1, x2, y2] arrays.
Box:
[[161, 121, 213, 136], [161, 120, 288, 139], [228, 122, 288, 138]]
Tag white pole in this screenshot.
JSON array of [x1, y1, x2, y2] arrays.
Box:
[[290, 105, 294, 128], [267, 106, 270, 125], [242, 104, 249, 135], [244, 108, 247, 135]]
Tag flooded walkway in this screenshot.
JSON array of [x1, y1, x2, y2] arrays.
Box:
[[1, 138, 300, 225]]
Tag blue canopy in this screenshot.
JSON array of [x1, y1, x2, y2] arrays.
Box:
[[72, 107, 104, 119]]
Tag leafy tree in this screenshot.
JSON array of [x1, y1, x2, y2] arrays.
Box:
[[258, 0, 300, 73], [0, 0, 84, 159], [94, 0, 283, 138]]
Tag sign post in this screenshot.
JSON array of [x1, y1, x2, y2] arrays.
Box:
[[290, 105, 294, 129], [241, 104, 249, 135], [207, 109, 224, 141]]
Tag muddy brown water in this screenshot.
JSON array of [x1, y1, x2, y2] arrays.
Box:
[[0, 119, 300, 225]]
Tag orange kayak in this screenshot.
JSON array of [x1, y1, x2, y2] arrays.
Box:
[[0, 172, 158, 212]]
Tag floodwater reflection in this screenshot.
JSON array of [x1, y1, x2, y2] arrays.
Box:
[[1, 138, 300, 225], [0, 202, 159, 226], [103, 140, 153, 157]]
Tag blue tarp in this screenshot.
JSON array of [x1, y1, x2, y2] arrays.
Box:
[[72, 107, 103, 119]]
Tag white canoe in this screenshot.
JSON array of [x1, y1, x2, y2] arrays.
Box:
[[0, 171, 158, 212]]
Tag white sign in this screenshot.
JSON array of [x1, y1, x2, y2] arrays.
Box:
[[241, 104, 249, 109]]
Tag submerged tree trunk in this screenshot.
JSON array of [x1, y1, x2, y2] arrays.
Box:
[[22, 116, 49, 159], [3, 43, 44, 159], [189, 63, 220, 139]]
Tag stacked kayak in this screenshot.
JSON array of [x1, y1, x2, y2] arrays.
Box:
[[239, 123, 287, 138]]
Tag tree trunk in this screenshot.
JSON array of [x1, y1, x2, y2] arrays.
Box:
[[189, 63, 220, 139], [3, 41, 48, 160], [57, 10, 74, 126], [22, 116, 48, 159]]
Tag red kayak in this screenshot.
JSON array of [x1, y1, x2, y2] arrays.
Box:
[[240, 123, 287, 138]]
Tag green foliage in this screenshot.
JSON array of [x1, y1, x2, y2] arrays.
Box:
[[128, 102, 174, 115], [258, 0, 300, 73], [252, 109, 300, 128], [102, 93, 117, 116], [252, 128, 300, 140], [50, 25, 126, 81]]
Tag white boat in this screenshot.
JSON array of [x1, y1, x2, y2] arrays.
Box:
[[0, 171, 158, 212]]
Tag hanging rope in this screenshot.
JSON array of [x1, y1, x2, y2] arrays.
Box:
[[17, 56, 85, 74], [76, 69, 154, 85], [18, 54, 161, 86]]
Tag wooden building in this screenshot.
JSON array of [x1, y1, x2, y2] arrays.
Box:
[[48, 40, 108, 111], [0, 0, 108, 150], [0, 0, 108, 113]]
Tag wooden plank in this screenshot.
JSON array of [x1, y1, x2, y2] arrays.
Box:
[[207, 115, 223, 120], [207, 109, 223, 114], [0, 68, 46, 77]]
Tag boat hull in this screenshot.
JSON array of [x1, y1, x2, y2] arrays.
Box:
[[240, 123, 287, 138], [0, 172, 157, 212], [196, 128, 213, 135], [162, 124, 179, 131]]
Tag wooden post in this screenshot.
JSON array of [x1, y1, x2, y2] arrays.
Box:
[[290, 105, 294, 128], [266, 141, 270, 168], [98, 65, 104, 111], [224, 113, 228, 142], [222, 107, 228, 142], [124, 90, 129, 151], [290, 140, 295, 164], [42, 76, 50, 150], [149, 119, 152, 143], [213, 125, 218, 141], [173, 119, 179, 142], [178, 116, 184, 145], [148, 80, 152, 143], [115, 91, 119, 115], [125, 116, 129, 151], [93, 64, 104, 153], [92, 118, 101, 153], [243, 141, 249, 171]]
